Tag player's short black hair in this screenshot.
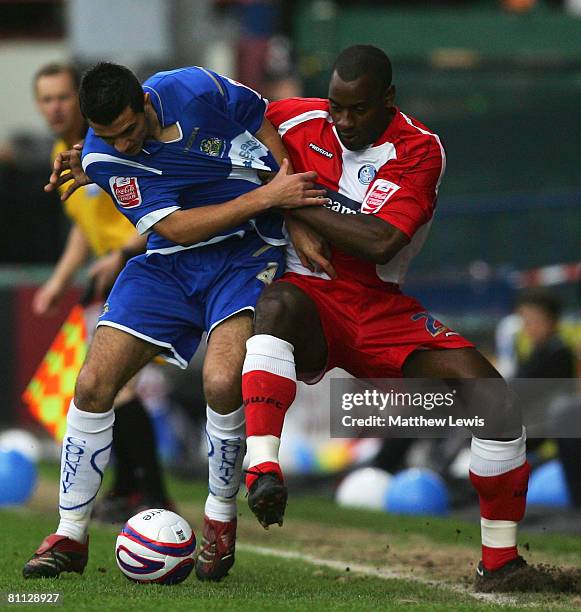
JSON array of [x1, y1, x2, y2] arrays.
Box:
[[332, 45, 392, 95], [79, 62, 144, 125], [34, 62, 81, 92], [516, 289, 562, 321]]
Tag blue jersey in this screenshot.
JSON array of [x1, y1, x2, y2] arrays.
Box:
[[81, 66, 286, 254]]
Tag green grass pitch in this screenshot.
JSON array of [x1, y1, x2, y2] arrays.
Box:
[[0, 464, 579, 611]]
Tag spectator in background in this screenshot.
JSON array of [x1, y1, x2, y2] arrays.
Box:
[[515, 289, 580, 507], [515, 289, 575, 379], [33, 62, 173, 521], [215, 0, 301, 100]]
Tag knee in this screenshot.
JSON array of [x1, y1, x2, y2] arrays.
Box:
[[254, 284, 303, 339], [74, 364, 118, 413], [203, 367, 242, 413]]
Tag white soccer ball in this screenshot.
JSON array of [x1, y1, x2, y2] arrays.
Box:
[[0, 429, 41, 463], [335, 467, 392, 510], [115, 509, 196, 584]]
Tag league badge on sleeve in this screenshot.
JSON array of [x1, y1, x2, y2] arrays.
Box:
[[361, 179, 400, 214], [109, 177, 142, 209]]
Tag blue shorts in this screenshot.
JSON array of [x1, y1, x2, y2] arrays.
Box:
[[96, 233, 284, 368]]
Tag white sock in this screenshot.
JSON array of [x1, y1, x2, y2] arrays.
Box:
[[470, 427, 526, 550], [243, 334, 296, 470], [469, 427, 526, 477], [204, 493, 237, 522], [243, 334, 296, 379], [56, 401, 114, 543], [204, 405, 245, 521], [246, 435, 281, 469]]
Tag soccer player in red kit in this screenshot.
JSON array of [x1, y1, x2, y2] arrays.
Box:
[[242, 46, 531, 588]]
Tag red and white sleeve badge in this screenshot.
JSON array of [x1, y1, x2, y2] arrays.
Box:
[[109, 176, 142, 209], [361, 179, 400, 214]]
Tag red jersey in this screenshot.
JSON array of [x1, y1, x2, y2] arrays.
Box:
[[267, 98, 446, 286]]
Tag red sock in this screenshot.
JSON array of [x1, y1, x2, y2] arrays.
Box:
[[242, 370, 297, 439], [242, 370, 296, 491], [470, 461, 531, 571], [242, 334, 297, 491], [245, 461, 284, 491], [481, 545, 519, 572]]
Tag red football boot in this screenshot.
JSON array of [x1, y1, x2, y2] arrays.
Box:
[[194, 515, 236, 581], [23, 534, 89, 579]]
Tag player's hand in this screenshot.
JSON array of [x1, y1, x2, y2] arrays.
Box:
[[32, 280, 65, 317], [88, 250, 126, 299], [44, 143, 93, 201], [262, 158, 326, 209], [285, 216, 337, 279]]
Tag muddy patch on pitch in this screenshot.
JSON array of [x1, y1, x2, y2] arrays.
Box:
[[475, 563, 581, 594], [236, 516, 476, 583]]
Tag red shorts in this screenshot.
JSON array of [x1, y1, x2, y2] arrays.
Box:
[[279, 273, 474, 382]]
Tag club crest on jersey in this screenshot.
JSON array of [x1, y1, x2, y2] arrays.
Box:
[[361, 179, 400, 214], [308, 143, 334, 159], [200, 137, 224, 157], [358, 164, 377, 185], [109, 176, 142, 208]]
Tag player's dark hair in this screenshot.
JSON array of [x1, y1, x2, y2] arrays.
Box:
[[332, 45, 392, 95], [34, 62, 81, 92], [516, 289, 562, 322], [79, 62, 144, 125]]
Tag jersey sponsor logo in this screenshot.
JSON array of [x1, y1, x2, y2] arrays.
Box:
[[308, 142, 334, 159], [239, 137, 262, 165], [109, 176, 142, 209], [323, 198, 357, 215], [358, 164, 377, 185], [361, 179, 400, 214], [321, 186, 360, 214], [200, 137, 224, 157]]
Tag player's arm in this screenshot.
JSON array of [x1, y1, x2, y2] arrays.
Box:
[[254, 117, 336, 277], [88, 233, 147, 299], [32, 224, 90, 316], [290, 207, 409, 264], [153, 159, 325, 245], [293, 138, 443, 264], [255, 117, 294, 174], [211, 76, 335, 275], [44, 143, 91, 201]]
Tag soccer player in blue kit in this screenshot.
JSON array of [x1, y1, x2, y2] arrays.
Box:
[[23, 63, 326, 582]]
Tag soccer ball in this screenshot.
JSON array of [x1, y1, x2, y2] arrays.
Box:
[[335, 467, 392, 510], [115, 509, 196, 584]]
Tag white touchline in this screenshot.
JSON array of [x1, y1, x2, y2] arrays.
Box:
[[238, 544, 527, 606]]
